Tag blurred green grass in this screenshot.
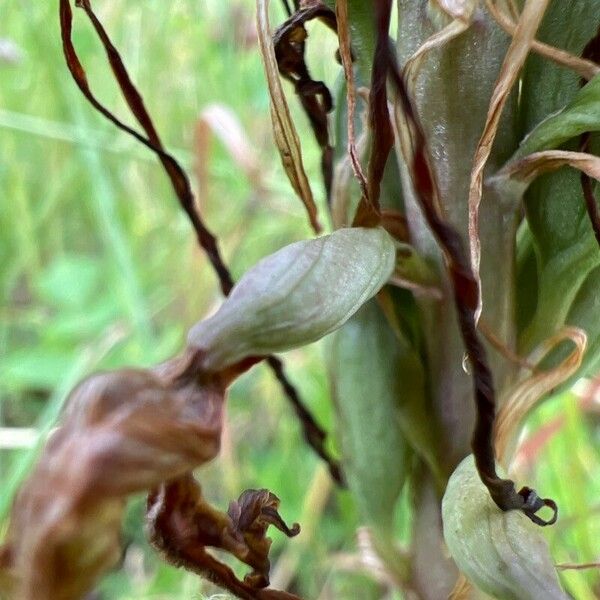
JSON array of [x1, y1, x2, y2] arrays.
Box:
[[1, 1, 599, 599]]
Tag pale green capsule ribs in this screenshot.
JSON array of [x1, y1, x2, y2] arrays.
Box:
[[188, 226, 396, 371], [442, 455, 567, 600]]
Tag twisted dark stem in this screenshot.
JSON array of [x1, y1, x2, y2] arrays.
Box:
[[380, 0, 555, 524]]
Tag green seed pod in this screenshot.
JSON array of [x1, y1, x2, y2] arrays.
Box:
[[442, 455, 567, 600], [331, 300, 410, 528], [330, 298, 436, 581], [188, 227, 396, 371]]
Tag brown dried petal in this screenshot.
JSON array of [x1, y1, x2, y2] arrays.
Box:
[[229, 489, 301, 538], [0, 353, 226, 599]]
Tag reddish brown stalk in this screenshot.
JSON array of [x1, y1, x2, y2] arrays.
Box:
[[60, 0, 234, 295], [352, 0, 394, 227], [385, 38, 556, 524], [267, 355, 344, 484], [280, 0, 292, 18], [366, 0, 394, 214], [59, 0, 343, 486], [579, 133, 600, 247]]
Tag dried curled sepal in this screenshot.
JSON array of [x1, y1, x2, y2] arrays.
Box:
[[228, 489, 301, 539], [148, 476, 301, 598], [188, 227, 396, 370], [517, 486, 558, 527], [442, 455, 567, 600], [228, 489, 300, 588]]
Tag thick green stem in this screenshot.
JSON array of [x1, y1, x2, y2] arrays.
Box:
[[395, 0, 519, 470]]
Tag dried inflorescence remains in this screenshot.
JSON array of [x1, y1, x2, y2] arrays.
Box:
[[148, 476, 301, 599]]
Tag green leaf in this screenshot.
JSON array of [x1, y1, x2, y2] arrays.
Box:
[[329, 299, 413, 579], [518, 2, 600, 140], [515, 73, 600, 161], [516, 0, 600, 262], [549, 264, 600, 381], [509, 2, 600, 353]]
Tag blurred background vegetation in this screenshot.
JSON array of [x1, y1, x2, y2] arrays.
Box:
[[0, 1, 599, 598]]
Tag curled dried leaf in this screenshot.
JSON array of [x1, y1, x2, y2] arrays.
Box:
[[443, 455, 568, 600], [256, 0, 322, 233], [468, 0, 550, 322], [273, 4, 337, 204], [495, 327, 587, 467], [485, 0, 600, 81], [493, 149, 600, 187], [188, 227, 396, 371]]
